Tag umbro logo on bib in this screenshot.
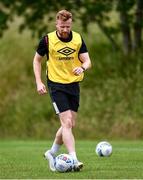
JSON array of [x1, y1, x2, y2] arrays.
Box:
[[57, 47, 76, 56]]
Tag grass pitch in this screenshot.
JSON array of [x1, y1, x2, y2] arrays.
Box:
[[0, 140, 143, 179]]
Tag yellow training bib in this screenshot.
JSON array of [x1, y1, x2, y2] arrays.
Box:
[[46, 31, 84, 83]]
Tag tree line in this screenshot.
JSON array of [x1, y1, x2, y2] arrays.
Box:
[[0, 0, 143, 54]]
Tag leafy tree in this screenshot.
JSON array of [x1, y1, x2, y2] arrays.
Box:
[[0, 0, 143, 54], [116, 0, 143, 54]]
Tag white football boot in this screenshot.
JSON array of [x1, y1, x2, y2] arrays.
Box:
[[73, 160, 83, 171], [44, 150, 56, 171]]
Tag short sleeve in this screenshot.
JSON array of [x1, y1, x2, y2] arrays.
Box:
[[36, 36, 48, 56], [79, 38, 88, 54]]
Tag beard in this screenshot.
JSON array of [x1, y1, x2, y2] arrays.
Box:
[[59, 31, 70, 39]]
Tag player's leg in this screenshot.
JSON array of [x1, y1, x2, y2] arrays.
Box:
[[45, 126, 63, 155], [50, 126, 63, 154], [44, 127, 63, 171], [59, 110, 83, 171], [59, 110, 76, 152], [70, 111, 83, 171], [44, 89, 70, 171]]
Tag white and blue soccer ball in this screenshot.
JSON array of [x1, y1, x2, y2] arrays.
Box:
[[55, 154, 74, 172], [96, 141, 112, 157]]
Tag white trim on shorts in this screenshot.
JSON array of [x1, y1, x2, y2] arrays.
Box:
[[52, 102, 60, 114]]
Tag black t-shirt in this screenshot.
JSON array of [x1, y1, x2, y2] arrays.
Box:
[[36, 31, 88, 57]]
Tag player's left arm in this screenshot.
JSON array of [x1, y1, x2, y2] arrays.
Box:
[[73, 52, 92, 76], [79, 52, 92, 71], [73, 37, 92, 76]]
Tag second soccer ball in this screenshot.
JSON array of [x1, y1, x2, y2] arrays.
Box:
[[95, 141, 112, 157]]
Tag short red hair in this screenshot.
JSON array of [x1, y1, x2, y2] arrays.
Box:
[[56, 10, 72, 21]]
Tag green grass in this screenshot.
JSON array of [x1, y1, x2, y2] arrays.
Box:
[[0, 140, 143, 179]]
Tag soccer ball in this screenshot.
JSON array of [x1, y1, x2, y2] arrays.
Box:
[[55, 154, 74, 172], [95, 141, 112, 157]]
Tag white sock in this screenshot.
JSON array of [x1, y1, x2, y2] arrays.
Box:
[[50, 143, 61, 155], [69, 152, 78, 162]]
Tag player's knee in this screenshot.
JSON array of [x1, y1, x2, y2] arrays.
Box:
[[66, 119, 73, 128], [61, 117, 73, 128], [60, 111, 76, 128]]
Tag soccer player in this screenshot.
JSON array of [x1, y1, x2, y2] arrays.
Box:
[[33, 9, 91, 171]]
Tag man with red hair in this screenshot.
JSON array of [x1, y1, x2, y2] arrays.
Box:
[[33, 9, 91, 171]]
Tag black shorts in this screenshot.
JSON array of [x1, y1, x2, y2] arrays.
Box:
[[47, 80, 80, 114]]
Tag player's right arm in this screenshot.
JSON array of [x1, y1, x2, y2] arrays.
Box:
[[33, 52, 47, 95]]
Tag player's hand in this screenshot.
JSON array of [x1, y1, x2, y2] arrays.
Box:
[[36, 82, 47, 95], [73, 67, 84, 76]]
